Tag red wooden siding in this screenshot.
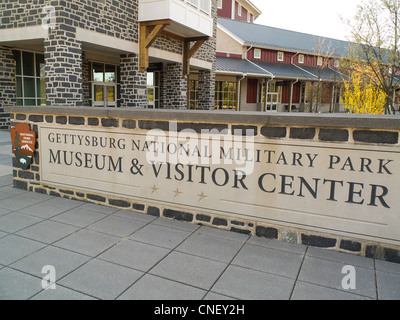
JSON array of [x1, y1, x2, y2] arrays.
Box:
[[217, 0, 233, 19], [247, 47, 335, 68], [216, 52, 242, 59], [247, 78, 258, 103]]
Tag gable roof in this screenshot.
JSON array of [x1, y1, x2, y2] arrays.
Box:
[[218, 17, 351, 57]]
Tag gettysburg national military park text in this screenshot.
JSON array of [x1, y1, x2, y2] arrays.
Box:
[[45, 128, 394, 209]]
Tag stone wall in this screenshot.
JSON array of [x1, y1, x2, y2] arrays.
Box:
[[0, 47, 15, 130], [6, 106, 400, 264]]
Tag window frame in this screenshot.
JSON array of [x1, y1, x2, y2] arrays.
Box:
[[14, 49, 46, 107], [298, 54, 305, 64], [90, 61, 119, 107], [277, 52, 284, 62], [254, 49, 261, 60]]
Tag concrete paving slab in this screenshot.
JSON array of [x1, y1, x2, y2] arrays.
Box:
[[247, 236, 307, 255], [298, 256, 377, 299], [149, 251, 227, 290], [175, 232, 245, 263], [50, 208, 108, 228], [0, 267, 43, 300], [86, 215, 147, 238], [0, 235, 46, 265], [16, 220, 79, 244], [98, 239, 170, 272], [18, 202, 77, 219], [376, 271, 400, 300], [152, 217, 200, 232], [10, 246, 90, 279], [375, 259, 400, 275], [211, 265, 295, 300], [0, 212, 43, 233], [58, 258, 143, 300], [232, 244, 304, 279], [196, 225, 249, 243], [113, 209, 157, 223], [117, 274, 207, 300], [52, 229, 120, 257], [291, 281, 372, 300], [129, 223, 192, 249], [30, 285, 97, 300]]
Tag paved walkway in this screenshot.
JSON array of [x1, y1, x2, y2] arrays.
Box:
[[0, 130, 399, 300]]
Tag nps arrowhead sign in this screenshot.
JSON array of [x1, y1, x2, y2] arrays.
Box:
[[11, 123, 36, 170]]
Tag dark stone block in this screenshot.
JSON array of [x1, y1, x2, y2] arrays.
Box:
[[101, 118, 119, 128], [212, 217, 228, 226], [231, 227, 252, 235], [231, 125, 258, 136], [196, 214, 211, 223], [16, 114, 26, 120], [109, 199, 131, 208], [59, 189, 74, 195], [28, 115, 43, 123], [147, 206, 160, 217], [87, 194, 106, 202], [139, 120, 171, 131], [383, 248, 400, 264], [69, 116, 85, 125], [49, 191, 61, 197], [231, 220, 245, 226], [340, 240, 362, 252], [35, 188, 47, 194], [177, 122, 229, 134], [290, 127, 316, 140], [163, 209, 193, 222], [88, 117, 99, 126], [13, 179, 27, 190], [261, 126, 287, 138], [301, 234, 337, 248], [319, 129, 349, 142], [56, 116, 67, 124], [365, 246, 377, 259], [256, 226, 278, 239], [353, 130, 398, 144], [45, 115, 53, 123], [122, 119, 136, 129], [132, 203, 145, 211], [18, 171, 34, 180]]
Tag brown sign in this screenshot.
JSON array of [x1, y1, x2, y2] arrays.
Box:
[[11, 123, 36, 170]]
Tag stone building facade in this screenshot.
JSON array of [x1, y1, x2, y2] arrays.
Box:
[[0, 0, 218, 128]]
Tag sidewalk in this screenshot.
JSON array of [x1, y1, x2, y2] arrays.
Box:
[[0, 130, 399, 300]]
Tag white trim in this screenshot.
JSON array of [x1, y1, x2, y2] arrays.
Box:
[[217, 24, 245, 46], [76, 28, 139, 54], [0, 26, 48, 43]]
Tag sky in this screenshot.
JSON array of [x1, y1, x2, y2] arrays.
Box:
[[250, 0, 362, 41]]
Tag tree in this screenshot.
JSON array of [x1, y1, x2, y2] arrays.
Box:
[[343, 0, 400, 114]]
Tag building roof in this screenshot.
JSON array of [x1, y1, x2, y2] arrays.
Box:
[[218, 18, 350, 57], [216, 56, 344, 81]]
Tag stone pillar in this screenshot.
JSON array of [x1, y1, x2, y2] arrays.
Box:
[[0, 46, 15, 129], [119, 53, 147, 108], [82, 52, 91, 107], [44, 26, 83, 106], [198, 69, 215, 110], [161, 63, 187, 109]]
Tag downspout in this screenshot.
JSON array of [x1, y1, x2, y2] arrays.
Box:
[[289, 78, 299, 112], [244, 45, 275, 111]]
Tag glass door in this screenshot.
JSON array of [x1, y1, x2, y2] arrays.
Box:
[[91, 62, 117, 107]]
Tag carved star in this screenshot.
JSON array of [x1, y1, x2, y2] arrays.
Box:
[[150, 184, 160, 194], [173, 188, 183, 198], [198, 192, 208, 202]]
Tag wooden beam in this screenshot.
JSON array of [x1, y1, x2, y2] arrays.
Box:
[[139, 21, 170, 72], [182, 38, 208, 77]]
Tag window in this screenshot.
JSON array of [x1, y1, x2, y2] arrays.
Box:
[[254, 49, 261, 59], [298, 54, 305, 64], [215, 81, 237, 110], [188, 79, 199, 109], [317, 56, 323, 66], [334, 60, 340, 68], [277, 52, 284, 62], [258, 81, 282, 112], [147, 72, 160, 109], [91, 62, 119, 107], [238, 4, 242, 16], [13, 50, 46, 106], [217, 0, 222, 9]]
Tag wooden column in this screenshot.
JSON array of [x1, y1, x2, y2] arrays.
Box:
[[182, 37, 210, 77]]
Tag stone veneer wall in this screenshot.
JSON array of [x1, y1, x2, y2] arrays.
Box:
[[6, 107, 400, 264], [0, 47, 14, 130]]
